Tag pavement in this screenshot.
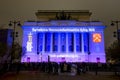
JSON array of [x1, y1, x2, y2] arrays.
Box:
[[0, 71, 120, 80]]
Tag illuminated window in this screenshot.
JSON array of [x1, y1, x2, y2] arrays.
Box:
[[93, 33, 102, 43]]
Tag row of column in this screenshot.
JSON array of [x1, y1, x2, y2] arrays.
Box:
[[37, 32, 88, 53]]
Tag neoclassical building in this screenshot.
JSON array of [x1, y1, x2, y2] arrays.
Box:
[[21, 10, 106, 63]]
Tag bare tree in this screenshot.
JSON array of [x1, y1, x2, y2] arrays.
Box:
[[106, 40, 120, 62]]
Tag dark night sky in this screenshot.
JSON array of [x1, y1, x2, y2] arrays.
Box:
[[0, 0, 120, 47]]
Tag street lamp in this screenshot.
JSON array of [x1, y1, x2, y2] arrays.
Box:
[[8, 21, 21, 62], [111, 21, 120, 45]]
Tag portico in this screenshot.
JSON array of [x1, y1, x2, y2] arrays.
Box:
[[21, 20, 106, 63]]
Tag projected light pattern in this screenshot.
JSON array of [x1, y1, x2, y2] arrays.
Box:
[[93, 33, 102, 43], [26, 32, 33, 52], [21, 20, 106, 63]]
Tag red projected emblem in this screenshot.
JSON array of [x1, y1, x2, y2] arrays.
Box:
[[93, 33, 101, 42]]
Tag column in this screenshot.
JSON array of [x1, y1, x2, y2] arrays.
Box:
[[74, 33, 76, 53], [66, 33, 68, 53], [58, 33, 61, 53], [42, 33, 45, 53], [81, 33, 84, 53], [50, 33, 53, 53], [31, 32, 37, 54]]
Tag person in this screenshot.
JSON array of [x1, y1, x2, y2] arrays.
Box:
[[81, 62, 86, 73], [77, 63, 82, 75], [55, 62, 59, 74], [63, 62, 68, 72], [71, 63, 77, 75], [95, 62, 102, 75], [95, 63, 98, 75]]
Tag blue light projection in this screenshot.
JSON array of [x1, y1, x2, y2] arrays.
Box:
[[21, 20, 106, 63]]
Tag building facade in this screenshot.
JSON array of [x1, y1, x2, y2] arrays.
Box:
[[21, 20, 106, 63], [21, 10, 106, 63]]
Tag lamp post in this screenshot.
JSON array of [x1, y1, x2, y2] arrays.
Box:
[[9, 21, 21, 62], [111, 21, 120, 45]]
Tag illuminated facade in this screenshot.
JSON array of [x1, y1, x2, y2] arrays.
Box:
[[21, 20, 106, 63]]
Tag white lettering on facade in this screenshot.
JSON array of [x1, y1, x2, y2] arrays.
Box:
[[26, 32, 33, 52], [32, 28, 95, 32]]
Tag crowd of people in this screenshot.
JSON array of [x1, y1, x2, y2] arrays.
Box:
[[0, 61, 120, 76]]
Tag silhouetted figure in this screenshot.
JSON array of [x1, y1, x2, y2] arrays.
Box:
[[95, 63, 98, 75], [77, 63, 82, 75], [55, 62, 59, 74]]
